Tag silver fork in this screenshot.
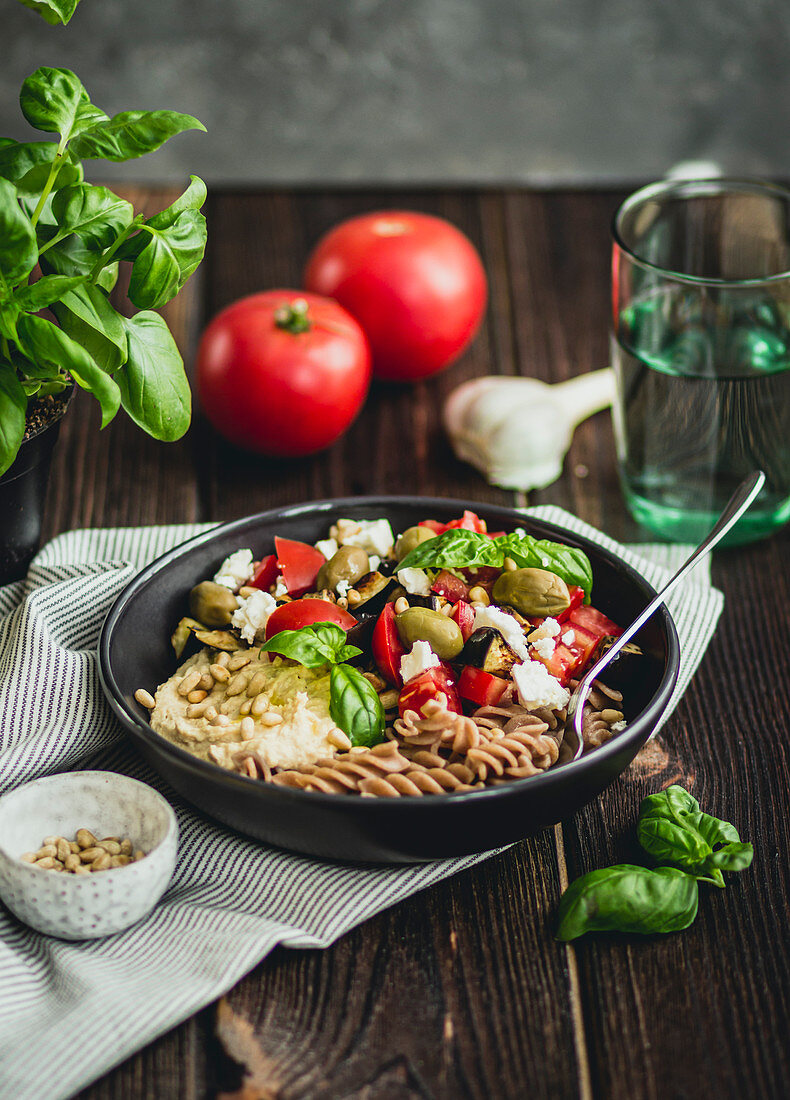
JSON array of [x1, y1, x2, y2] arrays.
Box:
[[562, 470, 766, 763]]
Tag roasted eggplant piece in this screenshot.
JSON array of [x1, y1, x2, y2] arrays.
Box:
[[460, 627, 518, 675], [349, 571, 396, 614], [170, 617, 207, 659]]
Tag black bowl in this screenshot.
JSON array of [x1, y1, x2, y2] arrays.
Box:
[[98, 497, 680, 863]]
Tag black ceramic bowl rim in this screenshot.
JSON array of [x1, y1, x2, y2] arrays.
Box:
[[98, 496, 680, 813]]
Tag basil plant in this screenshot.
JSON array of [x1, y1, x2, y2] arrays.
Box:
[[0, 66, 207, 476]]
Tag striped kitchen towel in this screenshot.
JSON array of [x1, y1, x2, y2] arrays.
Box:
[[0, 509, 723, 1100]]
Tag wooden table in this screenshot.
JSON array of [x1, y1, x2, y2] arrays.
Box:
[[52, 190, 789, 1100]]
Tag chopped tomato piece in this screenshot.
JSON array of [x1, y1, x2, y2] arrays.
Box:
[[451, 599, 476, 642], [372, 603, 406, 685], [274, 536, 325, 596], [569, 605, 622, 638], [418, 519, 446, 534], [431, 570, 468, 604], [264, 598, 357, 640], [537, 644, 577, 685], [461, 565, 500, 588], [556, 585, 585, 623], [486, 530, 506, 539], [398, 664, 461, 717], [444, 510, 487, 533], [565, 624, 600, 667], [457, 666, 508, 707], [249, 553, 279, 592]]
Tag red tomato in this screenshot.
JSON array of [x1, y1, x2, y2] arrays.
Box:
[[444, 510, 487, 533], [371, 604, 406, 685], [418, 519, 446, 534], [264, 599, 357, 640], [249, 554, 278, 592], [457, 666, 508, 707], [304, 212, 488, 382], [569, 605, 622, 638], [196, 290, 371, 456], [451, 599, 476, 642], [274, 536, 325, 596], [398, 665, 461, 717], [539, 645, 577, 685], [556, 585, 586, 623], [431, 570, 468, 604]]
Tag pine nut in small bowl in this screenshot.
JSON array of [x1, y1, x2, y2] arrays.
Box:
[[0, 771, 178, 940]]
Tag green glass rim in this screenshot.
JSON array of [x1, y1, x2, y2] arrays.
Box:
[[612, 177, 790, 287]]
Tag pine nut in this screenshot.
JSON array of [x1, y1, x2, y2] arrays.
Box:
[[56, 839, 71, 862], [600, 709, 625, 723], [20, 852, 37, 863], [188, 689, 208, 703], [98, 840, 121, 855], [69, 841, 80, 854], [120, 839, 133, 856], [468, 586, 490, 605], [379, 690, 399, 709], [503, 557, 518, 572], [246, 671, 267, 698], [43, 835, 59, 847], [239, 698, 252, 716], [102, 836, 120, 843], [34, 857, 57, 869], [186, 701, 211, 718], [346, 588, 362, 607], [394, 596, 410, 615], [198, 673, 214, 692], [327, 728, 352, 750], [79, 847, 106, 863], [73, 864, 91, 875], [251, 693, 269, 716], [134, 688, 156, 708], [210, 664, 230, 683], [178, 670, 202, 696], [76, 829, 96, 849], [228, 652, 252, 671], [211, 713, 230, 727], [204, 705, 218, 721], [110, 855, 131, 868], [64, 853, 81, 872], [36, 845, 58, 860], [240, 716, 255, 740], [238, 585, 257, 598], [216, 651, 231, 668], [134, 850, 145, 862], [260, 712, 283, 727], [91, 852, 112, 871], [226, 671, 250, 696]]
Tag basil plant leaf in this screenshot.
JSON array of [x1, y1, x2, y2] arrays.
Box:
[[261, 621, 362, 668], [19, 68, 107, 141], [13, 275, 85, 313], [126, 209, 207, 309], [70, 110, 206, 162], [147, 175, 207, 230], [0, 302, 20, 342], [18, 0, 82, 25], [51, 283, 128, 373], [116, 312, 190, 441], [329, 664, 386, 748], [50, 183, 134, 250], [706, 841, 754, 873], [0, 361, 27, 477], [556, 865, 699, 941], [16, 313, 120, 428], [398, 526, 594, 601], [0, 140, 58, 183], [0, 178, 38, 284]]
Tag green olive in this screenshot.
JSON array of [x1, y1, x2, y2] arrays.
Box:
[[189, 581, 239, 628], [492, 567, 571, 617], [395, 606, 464, 659], [316, 545, 370, 592], [395, 525, 437, 562]]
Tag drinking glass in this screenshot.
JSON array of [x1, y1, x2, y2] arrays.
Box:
[[611, 178, 790, 544]]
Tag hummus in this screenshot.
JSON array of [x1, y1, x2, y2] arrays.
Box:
[[150, 647, 344, 772]]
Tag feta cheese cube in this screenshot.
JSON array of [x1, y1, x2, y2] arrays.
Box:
[[213, 549, 254, 592], [273, 577, 288, 598], [368, 555, 381, 572], [511, 661, 570, 710], [400, 640, 439, 683], [231, 590, 277, 644], [336, 517, 395, 558], [530, 636, 556, 660], [336, 579, 351, 598], [473, 604, 531, 662], [315, 538, 338, 560], [397, 567, 432, 596], [562, 629, 576, 646]]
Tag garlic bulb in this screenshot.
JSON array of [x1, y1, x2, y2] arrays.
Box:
[[443, 369, 615, 491]]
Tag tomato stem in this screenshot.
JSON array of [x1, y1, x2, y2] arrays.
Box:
[[274, 298, 311, 334]]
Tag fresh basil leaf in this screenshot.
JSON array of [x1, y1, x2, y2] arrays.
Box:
[[19, 68, 107, 141], [125, 209, 207, 309], [146, 175, 207, 230], [556, 864, 699, 940], [261, 621, 362, 668], [0, 178, 38, 284], [95, 262, 119, 293], [50, 183, 134, 250], [14, 275, 85, 312], [0, 361, 27, 477], [0, 140, 58, 183], [398, 526, 594, 600], [37, 230, 96, 278], [0, 302, 20, 341], [115, 311, 190, 441], [329, 664, 386, 748], [18, 0, 82, 25], [51, 283, 128, 373], [70, 110, 206, 162], [706, 841, 754, 873], [16, 313, 120, 428]]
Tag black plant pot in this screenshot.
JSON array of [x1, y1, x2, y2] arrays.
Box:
[[0, 401, 68, 586]]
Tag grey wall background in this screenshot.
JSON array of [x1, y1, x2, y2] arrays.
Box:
[[4, 0, 790, 185]]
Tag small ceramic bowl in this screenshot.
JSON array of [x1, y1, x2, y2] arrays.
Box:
[[0, 770, 178, 940]]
